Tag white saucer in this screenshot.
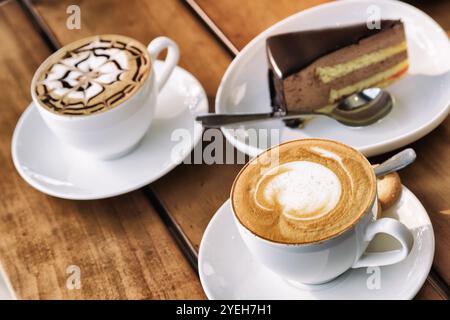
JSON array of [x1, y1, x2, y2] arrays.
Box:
[[12, 61, 207, 200], [199, 186, 434, 300], [216, 0, 450, 157]]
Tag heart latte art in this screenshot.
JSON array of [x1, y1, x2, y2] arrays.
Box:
[[32, 35, 151, 115], [232, 139, 376, 244], [255, 161, 342, 221]]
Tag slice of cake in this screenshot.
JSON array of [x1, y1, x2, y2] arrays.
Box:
[[267, 20, 408, 113]]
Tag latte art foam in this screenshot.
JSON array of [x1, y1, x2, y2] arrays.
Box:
[[232, 139, 376, 244], [255, 161, 342, 220], [33, 35, 151, 115]]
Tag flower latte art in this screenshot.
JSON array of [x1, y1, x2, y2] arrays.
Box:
[[232, 139, 376, 244], [32, 35, 151, 115]]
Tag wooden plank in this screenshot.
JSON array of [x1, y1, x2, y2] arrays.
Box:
[[415, 281, 445, 300], [406, 0, 450, 32], [193, 0, 450, 51], [0, 0, 204, 299], [193, 0, 332, 50], [152, 160, 242, 252], [400, 117, 450, 286]]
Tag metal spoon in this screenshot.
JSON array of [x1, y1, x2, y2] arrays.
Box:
[[196, 88, 393, 127], [374, 148, 416, 177]]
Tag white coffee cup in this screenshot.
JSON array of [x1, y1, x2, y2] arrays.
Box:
[[231, 167, 414, 285], [31, 36, 180, 160]]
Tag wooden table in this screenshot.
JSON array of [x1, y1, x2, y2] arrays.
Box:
[[0, 0, 448, 299]]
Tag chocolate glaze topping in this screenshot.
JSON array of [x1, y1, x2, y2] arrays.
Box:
[[266, 20, 402, 79]]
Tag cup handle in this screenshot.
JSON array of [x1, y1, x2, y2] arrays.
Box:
[[352, 218, 414, 268], [147, 36, 180, 92]]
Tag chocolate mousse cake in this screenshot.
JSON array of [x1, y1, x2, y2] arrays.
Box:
[[267, 20, 408, 113]]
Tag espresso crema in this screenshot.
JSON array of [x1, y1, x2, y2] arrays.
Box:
[[231, 139, 376, 244], [32, 35, 151, 115]]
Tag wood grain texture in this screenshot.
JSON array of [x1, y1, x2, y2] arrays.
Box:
[[415, 281, 445, 300], [194, 0, 332, 50], [400, 116, 450, 286], [0, 0, 204, 299], [193, 0, 450, 51], [152, 157, 242, 252], [406, 0, 450, 31]]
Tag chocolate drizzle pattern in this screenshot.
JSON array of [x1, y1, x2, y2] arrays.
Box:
[[33, 35, 151, 115]]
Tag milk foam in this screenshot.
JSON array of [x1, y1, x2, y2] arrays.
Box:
[[255, 161, 342, 220]]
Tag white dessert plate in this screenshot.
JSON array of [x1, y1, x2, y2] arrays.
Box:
[[11, 61, 207, 200], [198, 186, 434, 300], [216, 0, 450, 157]]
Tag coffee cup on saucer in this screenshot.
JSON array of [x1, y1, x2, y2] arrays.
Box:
[[31, 34, 179, 159], [230, 138, 414, 285]]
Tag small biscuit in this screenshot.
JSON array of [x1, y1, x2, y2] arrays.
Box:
[[377, 171, 402, 210]]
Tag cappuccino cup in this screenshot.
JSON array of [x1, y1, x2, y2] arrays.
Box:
[[231, 139, 414, 285], [31, 34, 180, 159]]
